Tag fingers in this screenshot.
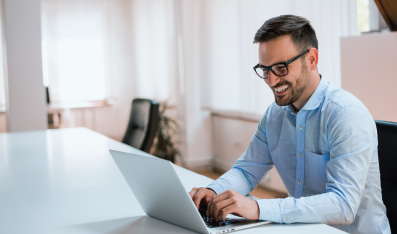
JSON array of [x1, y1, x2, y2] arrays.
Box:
[[206, 189, 260, 221], [189, 187, 201, 209], [189, 187, 198, 199], [212, 198, 236, 222], [219, 203, 237, 222], [191, 187, 209, 209], [207, 190, 232, 216], [205, 189, 216, 204], [189, 187, 216, 210]]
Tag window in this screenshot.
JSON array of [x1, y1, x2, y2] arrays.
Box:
[[42, 38, 107, 102], [41, 0, 109, 103], [357, 0, 370, 34]]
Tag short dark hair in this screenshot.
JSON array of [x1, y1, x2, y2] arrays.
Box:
[[253, 15, 318, 52]]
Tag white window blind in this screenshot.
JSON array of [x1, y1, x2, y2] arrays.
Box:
[[41, 0, 109, 103], [41, 0, 175, 104]]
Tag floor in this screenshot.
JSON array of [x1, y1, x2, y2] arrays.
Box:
[[193, 169, 287, 199]]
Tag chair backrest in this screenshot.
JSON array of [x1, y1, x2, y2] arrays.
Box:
[[375, 120, 397, 233], [122, 99, 159, 153]]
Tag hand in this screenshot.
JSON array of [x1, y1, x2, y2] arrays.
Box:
[[207, 189, 259, 222], [189, 187, 217, 209]]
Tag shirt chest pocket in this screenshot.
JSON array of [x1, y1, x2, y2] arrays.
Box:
[[307, 152, 330, 192]]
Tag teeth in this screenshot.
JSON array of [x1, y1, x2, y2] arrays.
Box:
[[275, 85, 289, 92]]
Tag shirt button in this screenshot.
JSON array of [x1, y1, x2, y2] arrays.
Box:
[[298, 181, 302, 185], [299, 152, 302, 157], [299, 125, 303, 129]]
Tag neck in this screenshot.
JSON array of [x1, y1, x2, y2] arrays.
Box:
[[292, 72, 321, 112]]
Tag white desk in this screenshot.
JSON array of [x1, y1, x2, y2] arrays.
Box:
[[0, 128, 345, 234]]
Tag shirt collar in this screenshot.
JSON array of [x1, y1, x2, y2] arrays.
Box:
[[288, 75, 329, 112]]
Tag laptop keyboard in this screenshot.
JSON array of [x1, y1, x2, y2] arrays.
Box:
[[199, 209, 240, 228]]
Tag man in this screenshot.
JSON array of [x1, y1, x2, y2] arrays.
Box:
[[189, 15, 391, 234]]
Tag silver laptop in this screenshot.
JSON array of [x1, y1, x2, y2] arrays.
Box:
[[109, 150, 271, 234]]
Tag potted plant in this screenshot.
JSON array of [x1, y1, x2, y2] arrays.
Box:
[[150, 102, 180, 163]]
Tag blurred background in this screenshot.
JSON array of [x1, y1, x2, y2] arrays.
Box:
[[0, 0, 395, 196]]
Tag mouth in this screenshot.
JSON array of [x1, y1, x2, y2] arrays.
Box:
[[273, 84, 289, 96]]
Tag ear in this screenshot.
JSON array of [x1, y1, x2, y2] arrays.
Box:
[[307, 48, 318, 71]]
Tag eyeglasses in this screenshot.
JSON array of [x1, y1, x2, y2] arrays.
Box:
[[253, 49, 310, 79]]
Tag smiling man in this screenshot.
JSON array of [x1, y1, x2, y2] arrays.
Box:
[[189, 15, 391, 234]]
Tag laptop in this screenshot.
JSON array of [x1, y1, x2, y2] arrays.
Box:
[[109, 150, 271, 234]]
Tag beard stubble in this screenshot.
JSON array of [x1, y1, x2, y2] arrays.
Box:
[[274, 61, 310, 107]]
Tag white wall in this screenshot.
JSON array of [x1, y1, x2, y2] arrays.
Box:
[[212, 115, 287, 193], [341, 32, 397, 122], [3, 0, 47, 132]]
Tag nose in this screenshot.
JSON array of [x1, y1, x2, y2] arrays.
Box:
[[266, 71, 280, 87]]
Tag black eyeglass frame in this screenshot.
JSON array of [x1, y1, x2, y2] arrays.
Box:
[[253, 49, 310, 79]]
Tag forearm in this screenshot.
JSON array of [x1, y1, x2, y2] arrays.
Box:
[[207, 151, 274, 195], [258, 191, 354, 225], [207, 167, 253, 196]]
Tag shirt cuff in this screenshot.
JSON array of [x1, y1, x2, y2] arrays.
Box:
[[256, 198, 282, 223], [206, 182, 226, 196]]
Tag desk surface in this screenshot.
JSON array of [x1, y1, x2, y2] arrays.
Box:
[[0, 128, 345, 234]]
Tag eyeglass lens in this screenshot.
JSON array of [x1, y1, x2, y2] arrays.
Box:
[[255, 64, 288, 79]]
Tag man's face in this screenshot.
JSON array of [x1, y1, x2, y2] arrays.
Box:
[[258, 35, 310, 107]]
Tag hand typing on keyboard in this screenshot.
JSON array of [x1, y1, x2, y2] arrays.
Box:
[[206, 189, 259, 222], [189, 187, 259, 223], [189, 187, 217, 209]]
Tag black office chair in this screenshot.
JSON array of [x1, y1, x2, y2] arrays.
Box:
[[375, 120, 397, 233], [122, 99, 159, 153]]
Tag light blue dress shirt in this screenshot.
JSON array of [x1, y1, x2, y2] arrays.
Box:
[[207, 78, 391, 234]]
